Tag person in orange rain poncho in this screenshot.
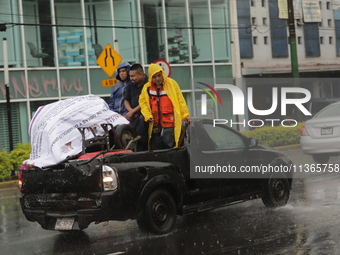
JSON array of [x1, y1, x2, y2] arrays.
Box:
[[139, 63, 190, 150]]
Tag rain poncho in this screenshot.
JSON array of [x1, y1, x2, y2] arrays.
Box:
[[108, 61, 130, 115], [139, 63, 189, 148]]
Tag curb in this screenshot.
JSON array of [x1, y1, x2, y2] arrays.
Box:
[[274, 144, 301, 151], [0, 180, 18, 189]]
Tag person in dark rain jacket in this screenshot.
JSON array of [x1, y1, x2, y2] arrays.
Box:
[[108, 61, 131, 115]]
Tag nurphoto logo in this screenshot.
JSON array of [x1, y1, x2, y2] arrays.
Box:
[[197, 82, 223, 115], [199, 83, 312, 128]]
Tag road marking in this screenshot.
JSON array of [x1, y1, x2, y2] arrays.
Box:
[[106, 252, 125, 255]]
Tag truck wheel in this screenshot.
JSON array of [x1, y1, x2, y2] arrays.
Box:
[[115, 124, 136, 150], [137, 189, 177, 235], [313, 154, 330, 164], [262, 173, 290, 208]]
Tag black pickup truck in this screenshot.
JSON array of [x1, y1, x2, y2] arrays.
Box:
[[19, 118, 293, 235]]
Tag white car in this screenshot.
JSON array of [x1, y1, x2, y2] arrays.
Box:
[[300, 101, 340, 163]]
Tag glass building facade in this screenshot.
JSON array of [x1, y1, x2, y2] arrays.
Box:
[[0, 0, 233, 151]]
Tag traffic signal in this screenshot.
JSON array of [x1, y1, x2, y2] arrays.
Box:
[[0, 24, 6, 32]]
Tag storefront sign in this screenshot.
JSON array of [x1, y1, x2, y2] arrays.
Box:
[[278, 0, 302, 19], [302, 0, 321, 22]]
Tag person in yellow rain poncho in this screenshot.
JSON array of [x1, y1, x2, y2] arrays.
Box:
[[139, 63, 190, 150]]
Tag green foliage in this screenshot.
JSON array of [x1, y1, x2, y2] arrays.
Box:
[[9, 143, 31, 172], [241, 123, 304, 147], [0, 150, 13, 182], [0, 143, 31, 182]]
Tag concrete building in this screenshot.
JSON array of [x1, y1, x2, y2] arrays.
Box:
[[236, 0, 340, 123], [0, 0, 234, 151], [239, 0, 340, 76]]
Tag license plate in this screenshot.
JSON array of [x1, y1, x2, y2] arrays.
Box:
[[55, 218, 74, 230], [321, 127, 333, 135]]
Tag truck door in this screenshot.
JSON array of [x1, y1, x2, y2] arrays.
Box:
[[190, 121, 262, 198], [185, 122, 222, 202]]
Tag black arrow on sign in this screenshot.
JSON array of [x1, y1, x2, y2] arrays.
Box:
[[104, 48, 115, 67]]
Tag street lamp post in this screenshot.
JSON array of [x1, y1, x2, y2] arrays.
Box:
[[287, 0, 299, 78], [3, 38, 14, 176]]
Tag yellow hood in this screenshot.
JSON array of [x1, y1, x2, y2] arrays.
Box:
[[148, 63, 168, 85]]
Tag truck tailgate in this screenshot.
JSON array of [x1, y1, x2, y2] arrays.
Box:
[[22, 163, 102, 194]]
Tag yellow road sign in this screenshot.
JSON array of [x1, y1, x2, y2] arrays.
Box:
[[96, 44, 122, 77], [102, 78, 118, 87]]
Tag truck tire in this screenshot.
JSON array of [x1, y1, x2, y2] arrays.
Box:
[[261, 173, 290, 208], [137, 189, 177, 235], [115, 124, 136, 150]]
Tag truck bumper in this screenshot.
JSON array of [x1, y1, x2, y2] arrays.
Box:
[[20, 191, 132, 230]]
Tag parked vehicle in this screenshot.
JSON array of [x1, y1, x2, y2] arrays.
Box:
[[301, 98, 340, 121], [19, 118, 294, 235], [300, 101, 340, 163]]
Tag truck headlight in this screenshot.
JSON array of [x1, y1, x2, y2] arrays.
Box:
[[102, 165, 118, 191]]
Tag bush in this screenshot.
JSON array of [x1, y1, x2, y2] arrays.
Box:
[[241, 123, 304, 147], [9, 143, 31, 172], [0, 150, 13, 182], [0, 143, 31, 182]]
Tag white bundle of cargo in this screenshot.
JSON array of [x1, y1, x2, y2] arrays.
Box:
[[24, 94, 129, 168]]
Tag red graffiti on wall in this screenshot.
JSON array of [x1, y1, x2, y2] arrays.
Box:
[[42, 75, 58, 96], [0, 73, 84, 99], [60, 77, 83, 94]]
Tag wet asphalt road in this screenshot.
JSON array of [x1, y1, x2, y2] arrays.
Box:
[[2, 147, 340, 255]]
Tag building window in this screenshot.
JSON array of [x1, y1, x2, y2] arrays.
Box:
[[142, 0, 232, 64], [0, 103, 22, 152], [263, 17, 267, 25], [328, 19, 332, 27], [329, 37, 333, 44], [264, 36, 268, 44], [319, 20, 323, 27], [320, 36, 324, 44], [251, 0, 255, 7], [211, 3, 231, 63], [23, 1, 54, 67], [238, 0, 254, 58], [297, 37, 302, 44], [253, 36, 257, 44], [326, 2, 331, 9], [319, 1, 322, 10], [304, 23, 321, 57], [164, 2, 190, 64], [269, 0, 288, 57], [252, 17, 256, 25], [262, 0, 265, 7]]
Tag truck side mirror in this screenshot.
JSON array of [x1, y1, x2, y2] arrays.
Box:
[[248, 137, 258, 148]]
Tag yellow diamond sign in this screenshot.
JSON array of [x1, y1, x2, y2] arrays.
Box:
[[97, 44, 122, 77]]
